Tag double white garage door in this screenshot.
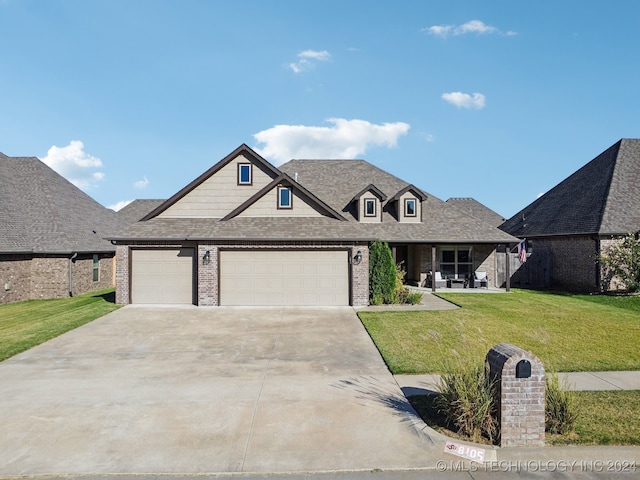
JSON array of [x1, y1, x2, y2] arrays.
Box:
[[131, 249, 349, 306]]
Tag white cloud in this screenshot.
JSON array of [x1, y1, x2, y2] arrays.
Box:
[[424, 19, 515, 38], [442, 91, 486, 109], [41, 140, 105, 190], [134, 176, 149, 189], [253, 118, 410, 165], [289, 49, 331, 73], [537, 192, 545, 199], [108, 200, 133, 212], [425, 133, 436, 143]]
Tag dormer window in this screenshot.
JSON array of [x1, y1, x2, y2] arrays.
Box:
[[278, 186, 292, 209], [405, 198, 417, 217], [364, 198, 376, 217], [238, 163, 252, 185]]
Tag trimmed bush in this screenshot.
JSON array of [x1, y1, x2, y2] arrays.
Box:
[[369, 240, 396, 304]]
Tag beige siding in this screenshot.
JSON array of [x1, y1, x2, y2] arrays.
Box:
[[159, 155, 275, 218], [131, 249, 194, 304], [357, 193, 381, 223], [398, 192, 421, 223], [219, 250, 349, 306], [238, 187, 325, 217]]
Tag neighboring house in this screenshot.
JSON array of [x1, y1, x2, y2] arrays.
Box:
[[110, 144, 517, 306], [0, 152, 125, 304], [500, 139, 640, 292], [446, 198, 506, 227]]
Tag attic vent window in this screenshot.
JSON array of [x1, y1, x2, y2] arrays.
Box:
[[238, 163, 252, 185], [364, 198, 376, 217], [278, 186, 292, 209], [405, 198, 417, 217]]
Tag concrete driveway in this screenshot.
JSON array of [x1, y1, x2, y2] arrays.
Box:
[[0, 306, 444, 475]]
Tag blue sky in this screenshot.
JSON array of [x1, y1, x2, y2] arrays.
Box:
[[2, 0, 639, 219]]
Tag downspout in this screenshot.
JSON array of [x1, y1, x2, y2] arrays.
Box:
[[69, 252, 78, 297]]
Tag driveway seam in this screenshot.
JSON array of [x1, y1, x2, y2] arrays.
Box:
[[239, 307, 286, 472]]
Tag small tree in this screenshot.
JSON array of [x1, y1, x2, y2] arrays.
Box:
[[599, 233, 640, 293], [369, 240, 396, 304]]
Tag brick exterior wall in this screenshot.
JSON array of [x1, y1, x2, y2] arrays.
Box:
[[532, 236, 599, 292], [118, 241, 370, 307], [197, 244, 218, 306], [0, 253, 115, 305], [115, 245, 130, 304], [600, 236, 628, 291], [487, 343, 545, 447]]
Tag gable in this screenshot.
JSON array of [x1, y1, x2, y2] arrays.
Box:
[[238, 184, 326, 218], [156, 149, 279, 219]]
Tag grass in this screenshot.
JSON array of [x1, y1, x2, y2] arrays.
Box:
[[358, 289, 640, 374], [0, 289, 121, 362], [409, 391, 640, 446]]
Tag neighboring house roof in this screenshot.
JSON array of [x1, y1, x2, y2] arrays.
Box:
[[117, 199, 166, 224], [111, 146, 518, 244], [500, 139, 640, 237], [446, 198, 506, 227], [0, 153, 124, 254]]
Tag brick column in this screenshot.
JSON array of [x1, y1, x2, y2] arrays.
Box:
[[351, 244, 369, 307], [487, 343, 545, 447], [115, 245, 130, 304], [197, 244, 218, 306]]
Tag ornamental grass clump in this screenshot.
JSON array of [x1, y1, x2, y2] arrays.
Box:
[[546, 373, 578, 434], [435, 362, 499, 444]]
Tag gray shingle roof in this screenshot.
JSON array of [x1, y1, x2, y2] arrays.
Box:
[[0, 154, 125, 253], [117, 199, 166, 225], [446, 198, 506, 227], [110, 153, 517, 244], [500, 139, 640, 237]]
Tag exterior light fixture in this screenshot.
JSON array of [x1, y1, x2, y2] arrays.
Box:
[[203, 250, 211, 265], [353, 250, 362, 265]]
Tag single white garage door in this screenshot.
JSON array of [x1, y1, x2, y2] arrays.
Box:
[[131, 248, 194, 304], [220, 250, 349, 306]]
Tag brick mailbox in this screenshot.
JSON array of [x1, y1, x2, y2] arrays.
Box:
[[486, 343, 545, 447]]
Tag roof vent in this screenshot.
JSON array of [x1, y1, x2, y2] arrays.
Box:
[[294, 172, 298, 182]]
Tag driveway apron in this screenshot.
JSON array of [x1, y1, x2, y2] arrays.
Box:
[[0, 306, 442, 475]]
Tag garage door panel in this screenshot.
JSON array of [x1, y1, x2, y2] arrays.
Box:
[[220, 250, 349, 306], [131, 249, 194, 305]]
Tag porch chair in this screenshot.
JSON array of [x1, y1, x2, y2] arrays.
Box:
[[474, 271, 488, 289], [428, 271, 447, 289]]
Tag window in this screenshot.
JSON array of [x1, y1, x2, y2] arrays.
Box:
[[278, 186, 292, 209], [439, 246, 472, 279], [404, 198, 417, 217], [238, 163, 252, 185], [364, 198, 376, 217], [92, 254, 100, 282]]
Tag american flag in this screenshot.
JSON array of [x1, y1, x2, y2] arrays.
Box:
[[517, 240, 527, 263]]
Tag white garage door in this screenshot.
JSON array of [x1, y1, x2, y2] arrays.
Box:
[[131, 248, 194, 304], [220, 250, 349, 306]]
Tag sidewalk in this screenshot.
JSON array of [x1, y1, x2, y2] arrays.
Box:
[[396, 371, 640, 396]]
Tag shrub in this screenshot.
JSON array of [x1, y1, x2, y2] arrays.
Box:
[[369, 240, 396, 303], [600, 233, 640, 293], [435, 362, 499, 444], [405, 292, 423, 305], [546, 373, 578, 434]]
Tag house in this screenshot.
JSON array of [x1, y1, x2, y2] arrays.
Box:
[[109, 144, 518, 306], [500, 139, 640, 292], [0, 152, 125, 304]]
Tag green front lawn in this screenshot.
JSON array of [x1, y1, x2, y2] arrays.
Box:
[[0, 289, 121, 361], [359, 290, 640, 374]]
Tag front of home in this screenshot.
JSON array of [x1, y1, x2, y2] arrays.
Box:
[[110, 144, 517, 306]]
